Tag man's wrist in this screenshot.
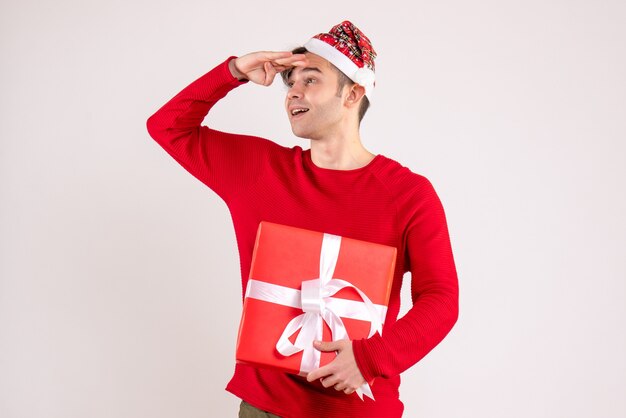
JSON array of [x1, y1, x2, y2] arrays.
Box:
[[352, 338, 378, 383], [228, 58, 247, 81]]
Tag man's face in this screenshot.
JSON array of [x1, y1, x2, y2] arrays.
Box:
[[284, 52, 346, 140]]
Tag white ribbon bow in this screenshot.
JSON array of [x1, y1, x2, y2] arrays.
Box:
[[245, 233, 386, 400]]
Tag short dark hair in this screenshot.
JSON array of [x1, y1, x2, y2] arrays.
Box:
[[280, 47, 370, 124]]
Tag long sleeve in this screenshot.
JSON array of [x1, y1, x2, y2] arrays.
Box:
[[146, 57, 279, 201], [352, 176, 459, 381], [146, 56, 458, 415]]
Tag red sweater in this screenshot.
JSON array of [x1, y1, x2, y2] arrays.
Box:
[[146, 57, 459, 417]]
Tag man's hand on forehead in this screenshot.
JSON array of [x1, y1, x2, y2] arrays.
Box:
[[229, 51, 309, 86], [270, 51, 309, 71]]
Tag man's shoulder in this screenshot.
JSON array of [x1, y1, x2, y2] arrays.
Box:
[[372, 156, 444, 223], [373, 155, 433, 192], [208, 128, 300, 156]]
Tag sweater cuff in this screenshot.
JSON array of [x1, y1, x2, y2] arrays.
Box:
[[352, 333, 387, 383], [222, 56, 249, 86]]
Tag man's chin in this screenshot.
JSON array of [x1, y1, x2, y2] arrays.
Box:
[[290, 127, 312, 140]]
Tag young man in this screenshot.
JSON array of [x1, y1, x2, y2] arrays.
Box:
[[147, 21, 459, 418]]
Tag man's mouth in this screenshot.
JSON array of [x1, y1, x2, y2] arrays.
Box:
[[291, 108, 309, 116]]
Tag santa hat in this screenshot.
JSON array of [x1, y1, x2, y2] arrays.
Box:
[[304, 20, 377, 99]]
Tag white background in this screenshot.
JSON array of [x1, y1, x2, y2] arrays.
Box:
[[1, 0, 625, 417]]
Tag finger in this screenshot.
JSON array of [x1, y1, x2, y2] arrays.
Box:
[[271, 61, 308, 73], [334, 382, 347, 391], [307, 364, 333, 382], [271, 66, 288, 74], [313, 340, 341, 352], [344, 387, 355, 395], [263, 62, 276, 86], [319, 375, 339, 388], [262, 51, 294, 60], [270, 59, 308, 74], [306, 368, 324, 382], [270, 64, 291, 72], [289, 60, 310, 68], [275, 59, 309, 70], [273, 54, 308, 65], [270, 63, 304, 77]]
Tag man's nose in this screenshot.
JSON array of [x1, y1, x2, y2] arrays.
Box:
[[288, 84, 303, 99]]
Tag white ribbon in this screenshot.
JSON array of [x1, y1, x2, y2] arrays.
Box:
[[245, 233, 387, 401]]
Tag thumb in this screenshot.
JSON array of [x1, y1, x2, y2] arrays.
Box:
[[263, 61, 276, 86], [313, 340, 342, 352]]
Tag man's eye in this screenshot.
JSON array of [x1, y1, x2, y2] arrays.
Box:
[[305, 78, 316, 84], [287, 81, 294, 87]]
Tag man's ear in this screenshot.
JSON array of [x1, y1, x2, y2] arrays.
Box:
[[345, 84, 366, 108]]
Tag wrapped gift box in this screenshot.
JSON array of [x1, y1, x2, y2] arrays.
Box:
[[235, 221, 397, 377]]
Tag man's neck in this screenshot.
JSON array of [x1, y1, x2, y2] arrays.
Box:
[[309, 131, 375, 170]]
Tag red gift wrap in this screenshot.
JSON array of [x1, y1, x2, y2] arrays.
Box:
[[236, 222, 396, 393]]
